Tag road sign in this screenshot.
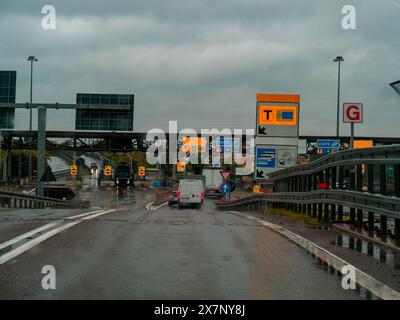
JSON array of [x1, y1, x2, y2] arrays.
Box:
[[220, 182, 232, 194], [177, 162, 186, 172], [181, 137, 207, 153], [220, 170, 233, 182], [343, 103, 363, 123], [70, 165, 78, 176], [255, 145, 298, 179], [138, 166, 146, 177], [354, 140, 373, 149], [216, 137, 240, 153], [104, 165, 112, 176], [256, 94, 300, 138], [317, 139, 340, 150]]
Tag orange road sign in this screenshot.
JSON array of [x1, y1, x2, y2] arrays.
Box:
[[354, 140, 373, 149], [258, 105, 297, 126], [181, 137, 207, 153], [177, 162, 186, 172]]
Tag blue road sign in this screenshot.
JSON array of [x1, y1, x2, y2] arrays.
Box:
[[216, 137, 240, 153], [220, 182, 232, 194], [256, 147, 276, 168], [317, 139, 340, 150]]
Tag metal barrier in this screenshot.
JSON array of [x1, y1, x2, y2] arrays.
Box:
[[217, 145, 400, 239], [0, 190, 84, 209]]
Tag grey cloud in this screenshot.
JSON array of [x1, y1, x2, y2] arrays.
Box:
[[0, 0, 399, 137]]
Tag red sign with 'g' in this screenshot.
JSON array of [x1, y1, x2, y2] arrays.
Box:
[[343, 103, 363, 123]]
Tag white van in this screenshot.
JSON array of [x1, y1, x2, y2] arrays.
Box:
[[178, 179, 204, 209]]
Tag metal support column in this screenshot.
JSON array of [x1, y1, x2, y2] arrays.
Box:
[[36, 106, 46, 196], [379, 164, 386, 195], [394, 218, 400, 240], [394, 164, 400, 197], [380, 215, 387, 235]]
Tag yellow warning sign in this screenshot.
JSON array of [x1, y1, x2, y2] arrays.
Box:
[[177, 162, 186, 172], [104, 166, 112, 176], [138, 166, 146, 177], [70, 165, 78, 176], [258, 105, 297, 126]]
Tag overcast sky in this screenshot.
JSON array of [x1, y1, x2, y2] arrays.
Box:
[[0, 0, 399, 137]]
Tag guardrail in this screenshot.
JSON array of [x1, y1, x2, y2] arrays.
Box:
[[0, 190, 85, 209], [217, 145, 400, 239]]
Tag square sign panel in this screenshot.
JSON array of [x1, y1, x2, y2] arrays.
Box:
[[256, 94, 300, 138], [343, 103, 363, 123], [255, 145, 298, 179]]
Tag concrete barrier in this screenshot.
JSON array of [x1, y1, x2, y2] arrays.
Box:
[[231, 211, 400, 300]]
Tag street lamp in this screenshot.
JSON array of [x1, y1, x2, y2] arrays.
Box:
[[334, 56, 344, 138], [390, 80, 400, 95], [27, 56, 38, 180]]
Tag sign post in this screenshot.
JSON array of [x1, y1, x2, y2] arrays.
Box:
[[343, 103, 363, 148], [220, 170, 233, 200], [316, 139, 340, 155], [255, 94, 300, 180]]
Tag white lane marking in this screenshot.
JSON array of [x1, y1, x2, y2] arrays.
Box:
[[0, 222, 60, 251], [0, 221, 80, 265], [81, 209, 116, 220], [65, 209, 106, 220], [145, 202, 154, 211], [151, 202, 168, 211], [0, 209, 108, 251], [0, 209, 119, 265]]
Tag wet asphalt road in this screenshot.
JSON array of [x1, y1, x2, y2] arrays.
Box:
[[0, 187, 363, 299]]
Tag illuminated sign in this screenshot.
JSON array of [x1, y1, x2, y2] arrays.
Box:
[[258, 105, 297, 126], [138, 166, 146, 176], [177, 162, 186, 172], [104, 165, 112, 176], [181, 137, 207, 153], [70, 165, 78, 176]]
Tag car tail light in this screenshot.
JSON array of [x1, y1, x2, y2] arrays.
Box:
[[177, 192, 181, 199], [200, 192, 204, 200]]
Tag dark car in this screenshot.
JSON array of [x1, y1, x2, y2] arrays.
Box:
[[205, 185, 223, 198], [168, 191, 179, 206]]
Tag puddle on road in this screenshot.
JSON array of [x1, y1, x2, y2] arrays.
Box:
[[330, 234, 400, 271], [308, 251, 380, 300]]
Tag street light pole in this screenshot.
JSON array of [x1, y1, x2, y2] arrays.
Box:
[[334, 56, 344, 139], [27, 56, 38, 181]]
